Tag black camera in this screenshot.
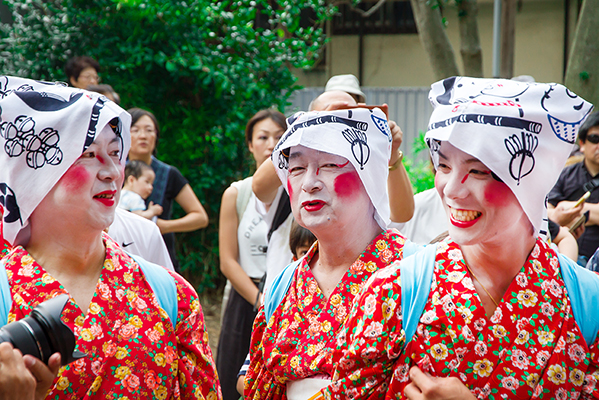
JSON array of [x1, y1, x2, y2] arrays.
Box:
[[0, 294, 85, 365]]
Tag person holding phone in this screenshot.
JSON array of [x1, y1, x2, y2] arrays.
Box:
[[549, 111, 599, 266]]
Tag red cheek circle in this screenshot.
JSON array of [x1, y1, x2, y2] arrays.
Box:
[[484, 179, 512, 207], [287, 178, 293, 200], [61, 165, 91, 193], [334, 171, 361, 198]]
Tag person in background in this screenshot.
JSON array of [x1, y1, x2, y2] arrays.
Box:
[[64, 56, 100, 89], [289, 220, 316, 261], [322, 77, 598, 399], [118, 160, 163, 221], [127, 108, 209, 271], [217, 109, 286, 400], [548, 111, 599, 266], [86, 84, 120, 104], [0, 76, 220, 398]]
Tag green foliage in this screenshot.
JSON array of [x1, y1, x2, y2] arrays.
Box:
[[0, 0, 331, 293], [403, 131, 435, 194]]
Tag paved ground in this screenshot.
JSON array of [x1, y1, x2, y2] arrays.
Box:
[[200, 294, 222, 356]]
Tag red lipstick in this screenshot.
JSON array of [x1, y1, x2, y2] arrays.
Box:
[[302, 200, 325, 212], [93, 190, 116, 207]]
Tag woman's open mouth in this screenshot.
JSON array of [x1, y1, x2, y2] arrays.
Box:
[[449, 206, 481, 227], [302, 200, 325, 212], [93, 191, 116, 206]]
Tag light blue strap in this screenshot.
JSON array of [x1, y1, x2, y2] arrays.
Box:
[[130, 254, 178, 327], [558, 253, 599, 347], [264, 260, 301, 321], [0, 259, 11, 326], [402, 239, 425, 259], [401, 244, 437, 346]]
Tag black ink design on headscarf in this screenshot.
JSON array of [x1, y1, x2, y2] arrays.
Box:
[[108, 117, 125, 161], [342, 128, 370, 169], [505, 131, 538, 185], [14, 91, 83, 111], [274, 115, 369, 152], [428, 114, 542, 134], [0, 116, 63, 169], [278, 150, 289, 170], [0, 183, 22, 225], [371, 114, 392, 142], [436, 76, 457, 105], [84, 97, 107, 152]]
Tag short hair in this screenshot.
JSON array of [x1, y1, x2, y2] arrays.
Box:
[[65, 56, 100, 82], [128, 108, 160, 154], [124, 160, 153, 182], [245, 109, 286, 145], [289, 220, 316, 258], [86, 84, 120, 104], [578, 111, 599, 143]]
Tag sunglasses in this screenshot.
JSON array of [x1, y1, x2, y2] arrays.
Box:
[[586, 134, 599, 144]]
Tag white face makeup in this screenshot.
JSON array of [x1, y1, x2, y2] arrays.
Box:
[[287, 145, 373, 235], [32, 126, 124, 232], [434, 141, 532, 247]]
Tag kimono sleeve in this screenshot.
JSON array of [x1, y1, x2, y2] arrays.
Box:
[[321, 267, 406, 400], [583, 330, 599, 398], [244, 305, 286, 399], [169, 271, 222, 400]]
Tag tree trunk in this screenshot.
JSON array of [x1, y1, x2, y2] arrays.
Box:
[[456, 0, 483, 77], [499, 0, 517, 78], [564, 0, 599, 107], [409, 0, 460, 80]]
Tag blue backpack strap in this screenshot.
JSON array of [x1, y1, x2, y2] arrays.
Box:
[[401, 244, 437, 346], [264, 260, 301, 322], [0, 259, 11, 326], [557, 253, 599, 347], [130, 254, 178, 327]]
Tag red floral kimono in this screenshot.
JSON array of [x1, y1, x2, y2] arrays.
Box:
[[322, 238, 599, 399], [244, 230, 408, 399], [1, 233, 221, 400]]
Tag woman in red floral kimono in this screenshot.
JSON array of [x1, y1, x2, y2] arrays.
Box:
[[319, 77, 599, 399], [0, 76, 221, 399], [244, 107, 419, 399]]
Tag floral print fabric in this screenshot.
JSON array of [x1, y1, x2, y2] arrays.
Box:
[[1, 233, 221, 400], [245, 230, 407, 400], [324, 238, 599, 399]]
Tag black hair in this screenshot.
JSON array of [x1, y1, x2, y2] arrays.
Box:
[[124, 160, 153, 182], [245, 109, 286, 145], [289, 220, 316, 258], [578, 111, 599, 143], [128, 108, 160, 155], [64, 56, 100, 82], [86, 84, 120, 104]]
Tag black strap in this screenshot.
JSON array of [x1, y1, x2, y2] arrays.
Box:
[[583, 176, 599, 194], [267, 191, 292, 242]]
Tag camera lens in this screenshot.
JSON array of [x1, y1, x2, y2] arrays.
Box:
[[0, 294, 85, 365]]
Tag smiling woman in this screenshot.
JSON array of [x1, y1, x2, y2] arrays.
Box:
[[0, 76, 221, 399], [323, 77, 599, 400]]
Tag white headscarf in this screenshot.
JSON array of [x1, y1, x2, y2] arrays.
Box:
[[272, 107, 392, 229], [0, 76, 131, 247], [426, 76, 593, 237]]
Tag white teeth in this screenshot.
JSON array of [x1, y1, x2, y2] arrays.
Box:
[[450, 208, 481, 222]]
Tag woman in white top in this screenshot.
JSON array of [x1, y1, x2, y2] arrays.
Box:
[[216, 109, 286, 400]]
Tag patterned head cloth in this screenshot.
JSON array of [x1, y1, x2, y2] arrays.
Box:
[[426, 76, 593, 237], [0, 76, 131, 248], [272, 107, 392, 229]]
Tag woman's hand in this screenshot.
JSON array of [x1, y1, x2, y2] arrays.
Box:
[[0, 342, 36, 400], [24, 352, 61, 400], [403, 367, 476, 400]]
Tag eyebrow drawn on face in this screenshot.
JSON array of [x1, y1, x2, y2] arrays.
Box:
[[438, 150, 482, 165]]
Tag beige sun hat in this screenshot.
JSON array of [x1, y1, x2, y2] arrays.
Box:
[[325, 74, 366, 104]]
